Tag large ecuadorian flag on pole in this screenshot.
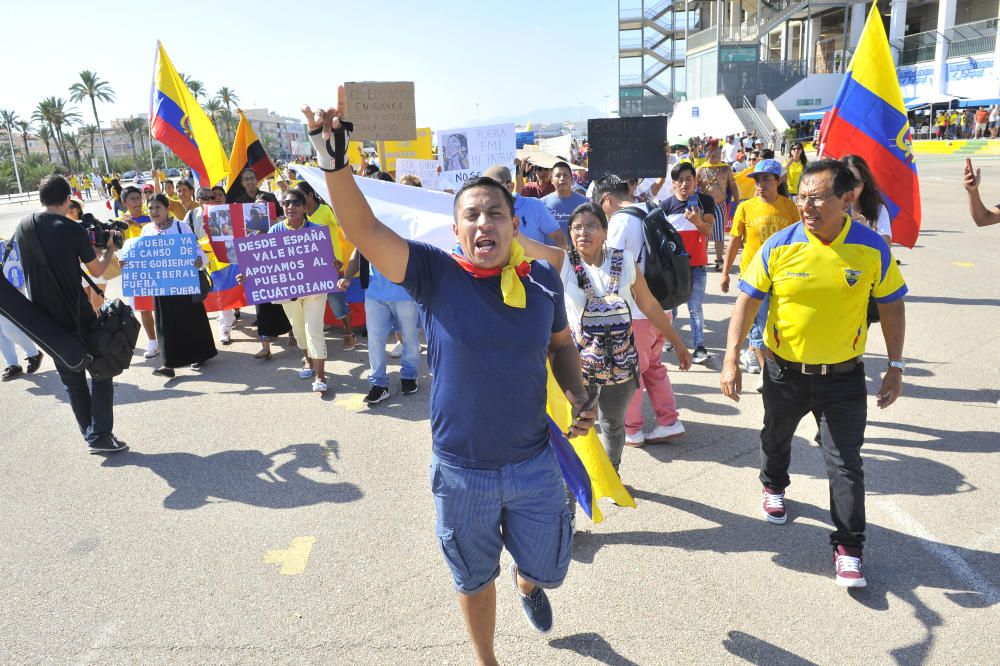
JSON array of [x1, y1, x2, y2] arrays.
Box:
[[818, 2, 920, 248], [150, 42, 229, 187], [226, 110, 277, 203]]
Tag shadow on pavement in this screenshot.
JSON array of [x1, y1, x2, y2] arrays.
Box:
[[549, 632, 640, 666], [101, 439, 363, 510], [866, 422, 1000, 455], [573, 492, 1000, 664], [722, 630, 818, 665]]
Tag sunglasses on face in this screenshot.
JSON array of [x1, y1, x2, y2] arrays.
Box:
[[282, 199, 303, 207]]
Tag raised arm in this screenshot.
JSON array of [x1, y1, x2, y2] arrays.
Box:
[[964, 158, 1000, 227], [303, 89, 410, 283], [516, 233, 566, 271]]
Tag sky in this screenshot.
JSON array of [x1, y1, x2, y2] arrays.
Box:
[[0, 0, 620, 130]]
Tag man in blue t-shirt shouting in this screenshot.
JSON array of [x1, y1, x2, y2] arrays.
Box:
[[303, 91, 595, 665]]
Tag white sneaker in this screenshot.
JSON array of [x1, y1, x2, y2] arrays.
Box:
[[624, 431, 646, 447], [143, 340, 159, 359], [647, 421, 685, 442], [739, 349, 761, 374], [755, 377, 765, 393], [389, 342, 402, 359]]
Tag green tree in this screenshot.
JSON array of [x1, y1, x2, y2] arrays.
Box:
[[184, 76, 206, 101], [64, 132, 84, 171], [215, 86, 239, 144], [81, 124, 99, 163], [120, 117, 143, 158], [33, 97, 81, 168], [68, 70, 115, 173], [14, 120, 32, 157], [203, 98, 224, 136], [35, 124, 54, 161]]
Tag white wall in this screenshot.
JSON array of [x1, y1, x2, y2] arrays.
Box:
[[669, 95, 744, 142], [772, 74, 846, 115]]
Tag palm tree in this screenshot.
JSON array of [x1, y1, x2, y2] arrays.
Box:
[[135, 116, 149, 152], [34, 97, 81, 168], [121, 117, 143, 158], [187, 79, 206, 101], [35, 124, 54, 161], [203, 98, 224, 135], [81, 124, 98, 163], [14, 120, 32, 157], [64, 132, 84, 171], [0, 109, 24, 191], [216, 87, 239, 143], [68, 70, 115, 173]]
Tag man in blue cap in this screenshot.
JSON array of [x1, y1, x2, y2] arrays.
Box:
[[719, 159, 801, 391]]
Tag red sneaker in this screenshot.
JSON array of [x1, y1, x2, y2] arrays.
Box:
[[761, 486, 787, 524], [834, 545, 867, 588]]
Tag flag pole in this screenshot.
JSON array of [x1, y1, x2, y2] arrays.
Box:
[[148, 41, 159, 182]]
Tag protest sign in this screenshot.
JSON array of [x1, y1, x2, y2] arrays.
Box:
[[120, 234, 200, 297], [539, 134, 573, 159], [345, 81, 417, 141], [379, 127, 433, 172], [2, 238, 24, 290], [437, 123, 516, 190], [233, 226, 339, 305], [587, 117, 668, 179], [394, 158, 441, 190], [516, 130, 535, 148]]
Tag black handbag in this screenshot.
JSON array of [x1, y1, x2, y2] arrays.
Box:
[[23, 215, 140, 380], [193, 269, 212, 303]]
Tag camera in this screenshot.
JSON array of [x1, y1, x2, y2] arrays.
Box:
[[80, 213, 128, 250]]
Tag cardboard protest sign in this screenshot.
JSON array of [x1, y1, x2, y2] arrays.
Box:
[[394, 158, 441, 190], [516, 130, 535, 148], [437, 123, 516, 190], [233, 226, 339, 304], [345, 81, 417, 141], [120, 234, 200, 297], [587, 117, 668, 179], [379, 127, 433, 172], [539, 134, 573, 159], [2, 238, 24, 290]]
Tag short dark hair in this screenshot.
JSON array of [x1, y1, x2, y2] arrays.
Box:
[[255, 191, 279, 206], [39, 175, 71, 206], [176, 179, 193, 192], [551, 161, 572, 174], [590, 174, 630, 204], [121, 185, 142, 202], [761, 149, 775, 159], [374, 171, 395, 182], [293, 181, 326, 204], [67, 199, 84, 216], [364, 163, 380, 177], [670, 162, 696, 181], [453, 176, 515, 218], [801, 159, 858, 195], [568, 202, 609, 230], [149, 193, 171, 210], [212, 185, 226, 196]]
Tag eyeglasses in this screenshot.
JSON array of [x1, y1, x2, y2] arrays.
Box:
[[197, 194, 214, 200], [282, 199, 303, 207], [570, 223, 602, 234], [794, 191, 839, 207]]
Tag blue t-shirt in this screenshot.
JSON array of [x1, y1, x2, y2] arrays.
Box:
[[513, 195, 560, 244], [267, 220, 320, 234], [542, 191, 590, 238], [366, 263, 411, 302], [402, 241, 568, 468]]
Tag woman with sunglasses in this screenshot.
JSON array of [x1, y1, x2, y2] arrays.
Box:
[[517, 203, 691, 479], [784, 142, 808, 196], [841, 154, 892, 247], [139, 194, 217, 378], [267, 189, 330, 393]]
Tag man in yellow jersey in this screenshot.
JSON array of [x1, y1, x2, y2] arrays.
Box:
[[720, 159, 907, 589], [720, 159, 800, 386]]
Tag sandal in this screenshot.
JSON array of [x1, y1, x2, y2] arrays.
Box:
[[343, 334, 357, 351], [2, 365, 23, 381], [254, 349, 272, 360], [311, 380, 328, 393]]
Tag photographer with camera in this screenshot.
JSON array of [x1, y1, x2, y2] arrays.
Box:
[[13, 175, 127, 454]]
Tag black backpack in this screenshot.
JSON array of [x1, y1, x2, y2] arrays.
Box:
[[621, 204, 692, 310]]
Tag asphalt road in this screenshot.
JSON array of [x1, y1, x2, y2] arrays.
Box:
[[1, 155, 999, 665]]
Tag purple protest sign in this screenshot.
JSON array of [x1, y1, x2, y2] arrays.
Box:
[[233, 226, 339, 305]]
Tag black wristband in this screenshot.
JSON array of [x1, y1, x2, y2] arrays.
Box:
[[309, 121, 354, 172]]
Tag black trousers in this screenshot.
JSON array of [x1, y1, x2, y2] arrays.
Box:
[[760, 357, 867, 548]]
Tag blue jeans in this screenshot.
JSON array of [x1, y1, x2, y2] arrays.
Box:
[[748, 293, 771, 350], [678, 266, 707, 349], [430, 446, 573, 594], [326, 291, 349, 320], [365, 297, 420, 387], [55, 364, 114, 446]]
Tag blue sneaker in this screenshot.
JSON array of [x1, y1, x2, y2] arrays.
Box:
[[510, 563, 553, 634]]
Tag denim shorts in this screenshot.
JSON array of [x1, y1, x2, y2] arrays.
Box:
[[429, 446, 574, 595], [326, 291, 349, 320]]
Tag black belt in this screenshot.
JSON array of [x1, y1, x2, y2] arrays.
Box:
[[766, 351, 861, 376]]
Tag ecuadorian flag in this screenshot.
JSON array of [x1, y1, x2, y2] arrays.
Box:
[[546, 366, 635, 523], [818, 2, 921, 248], [150, 42, 229, 187], [226, 110, 276, 203]]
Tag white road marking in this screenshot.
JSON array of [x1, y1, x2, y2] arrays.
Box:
[[879, 499, 1000, 605]]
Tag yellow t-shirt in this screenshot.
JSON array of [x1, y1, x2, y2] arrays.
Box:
[[167, 196, 188, 221], [786, 161, 804, 195], [734, 167, 757, 201], [307, 202, 345, 264], [730, 196, 801, 274], [69, 176, 79, 189], [739, 217, 907, 364]]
